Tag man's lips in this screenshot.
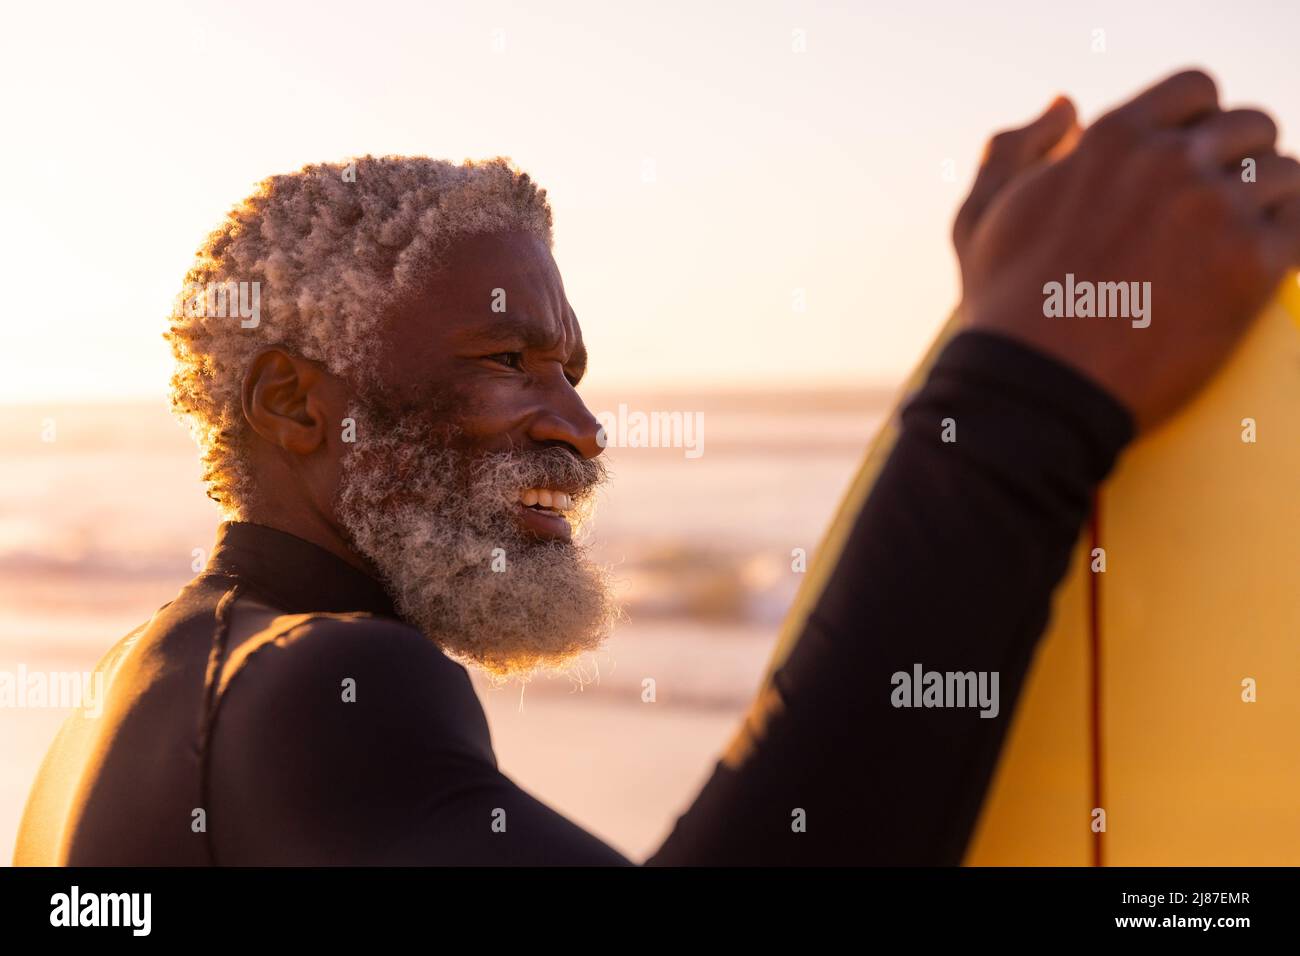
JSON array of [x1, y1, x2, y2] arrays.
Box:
[[514, 500, 573, 541], [513, 487, 581, 542]]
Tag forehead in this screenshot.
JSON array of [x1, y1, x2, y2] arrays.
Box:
[[436, 231, 565, 309]]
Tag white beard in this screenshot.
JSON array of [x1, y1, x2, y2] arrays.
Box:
[[334, 405, 618, 677]]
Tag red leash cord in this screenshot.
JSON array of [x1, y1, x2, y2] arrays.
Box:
[[1087, 492, 1105, 867]]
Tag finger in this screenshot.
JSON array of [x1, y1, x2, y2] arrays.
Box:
[[1046, 120, 1083, 161], [1237, 154, 1300, 211], [1264, 195, 1300, 267], [1109, 68, 1219, 129], [953, 96, 1078, 250], [1189, 108, 1278, 168]]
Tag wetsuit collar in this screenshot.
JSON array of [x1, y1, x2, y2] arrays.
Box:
[[206, 520, 400, 619]]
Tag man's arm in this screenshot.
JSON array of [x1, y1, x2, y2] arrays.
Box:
[[646, 328, 1132, 864]]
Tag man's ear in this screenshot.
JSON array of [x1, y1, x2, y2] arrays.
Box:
[[242, 348, 339, 456]]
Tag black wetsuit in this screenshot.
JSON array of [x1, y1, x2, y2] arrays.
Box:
[[13, 330, 1132, 865]]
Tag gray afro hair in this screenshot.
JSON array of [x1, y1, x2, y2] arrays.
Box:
[[164, 155, 553, 516]]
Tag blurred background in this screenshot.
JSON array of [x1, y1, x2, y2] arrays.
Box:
[[2, 0, 1298, 861]]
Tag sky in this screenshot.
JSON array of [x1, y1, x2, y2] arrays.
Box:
[[2, 0, 1298, 403]]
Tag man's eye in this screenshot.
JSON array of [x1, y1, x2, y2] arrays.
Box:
[[486, 352, 524, 370]]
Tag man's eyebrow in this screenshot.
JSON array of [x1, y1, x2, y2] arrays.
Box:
[[463, 316, 550, 348]]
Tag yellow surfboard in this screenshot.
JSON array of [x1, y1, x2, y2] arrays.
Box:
[[762, 277, 1300, 865]]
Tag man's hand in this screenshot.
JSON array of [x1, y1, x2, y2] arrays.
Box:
[[954, 68, 1300, 432]]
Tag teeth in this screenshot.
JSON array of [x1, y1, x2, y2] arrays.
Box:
[[518, 488, 574, 512]]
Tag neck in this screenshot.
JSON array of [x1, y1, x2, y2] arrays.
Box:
[[238, 501, 375, 576]]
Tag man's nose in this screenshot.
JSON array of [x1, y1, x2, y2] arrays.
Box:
[[528, 386, 605, 460]]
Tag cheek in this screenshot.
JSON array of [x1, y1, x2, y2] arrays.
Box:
[[369, 368, 533, 454], [442, 384, 534, 452]]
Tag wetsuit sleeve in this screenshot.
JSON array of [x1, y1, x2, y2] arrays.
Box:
[[645, 329, 1135, 865], [206, 616, 632, 865]]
